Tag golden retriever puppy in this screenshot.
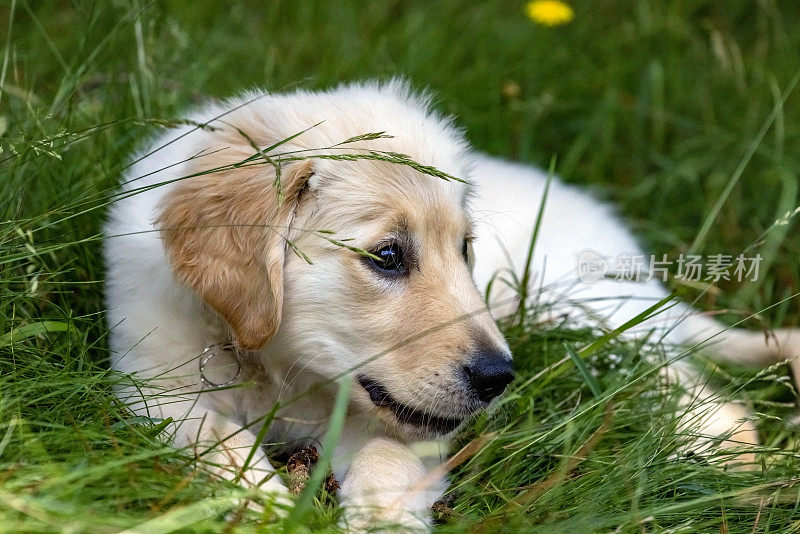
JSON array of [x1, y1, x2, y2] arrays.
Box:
[[105, 81, 511, 530], [104, 80, 799, 530]]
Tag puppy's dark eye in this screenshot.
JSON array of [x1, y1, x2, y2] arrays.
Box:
[[462, 239, 469, 263], [369, 242, 406, 274]]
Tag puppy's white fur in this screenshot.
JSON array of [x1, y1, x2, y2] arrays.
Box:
[[104, 81, 800, 529]]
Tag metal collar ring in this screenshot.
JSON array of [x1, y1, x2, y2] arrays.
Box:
[[199, 343, 242, 389]]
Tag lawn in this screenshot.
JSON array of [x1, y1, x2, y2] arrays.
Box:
[[2, 1, 800, 532]]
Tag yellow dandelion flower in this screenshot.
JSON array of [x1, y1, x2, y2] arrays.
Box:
[[525, 0, 574, 27]]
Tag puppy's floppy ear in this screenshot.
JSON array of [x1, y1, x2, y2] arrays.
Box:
[[157, 154, 314, 350]]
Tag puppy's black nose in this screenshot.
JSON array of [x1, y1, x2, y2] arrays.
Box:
[[465, 352, 514, 403]]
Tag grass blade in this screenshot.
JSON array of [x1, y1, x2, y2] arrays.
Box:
[[516, 155, 555, 320], [0, 321, 74, 347], [285, 378, 351, 526], [578, 293, 677, 359], [563, 341, 601, 398]]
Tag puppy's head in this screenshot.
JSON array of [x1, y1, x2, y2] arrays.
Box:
[[158, 82, 512, 437]]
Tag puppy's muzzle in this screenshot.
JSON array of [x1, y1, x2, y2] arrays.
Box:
[[357, 348, 514, 435], [464, 351, 514, 403]]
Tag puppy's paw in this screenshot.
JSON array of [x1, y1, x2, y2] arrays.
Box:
[[339, 503, 430, 533], [338, 438, 438, 532], [209, 457, 293, 521]]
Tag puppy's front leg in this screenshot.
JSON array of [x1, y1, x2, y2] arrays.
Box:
[[173, 408, 286, 494], [339, 438, 444, 532], [125, 382, 288, 499]]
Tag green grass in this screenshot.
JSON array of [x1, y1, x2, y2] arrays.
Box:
[[2, 0, 800, 531]]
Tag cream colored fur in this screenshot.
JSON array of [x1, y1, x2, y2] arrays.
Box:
[[104, 81, 800, 530]]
